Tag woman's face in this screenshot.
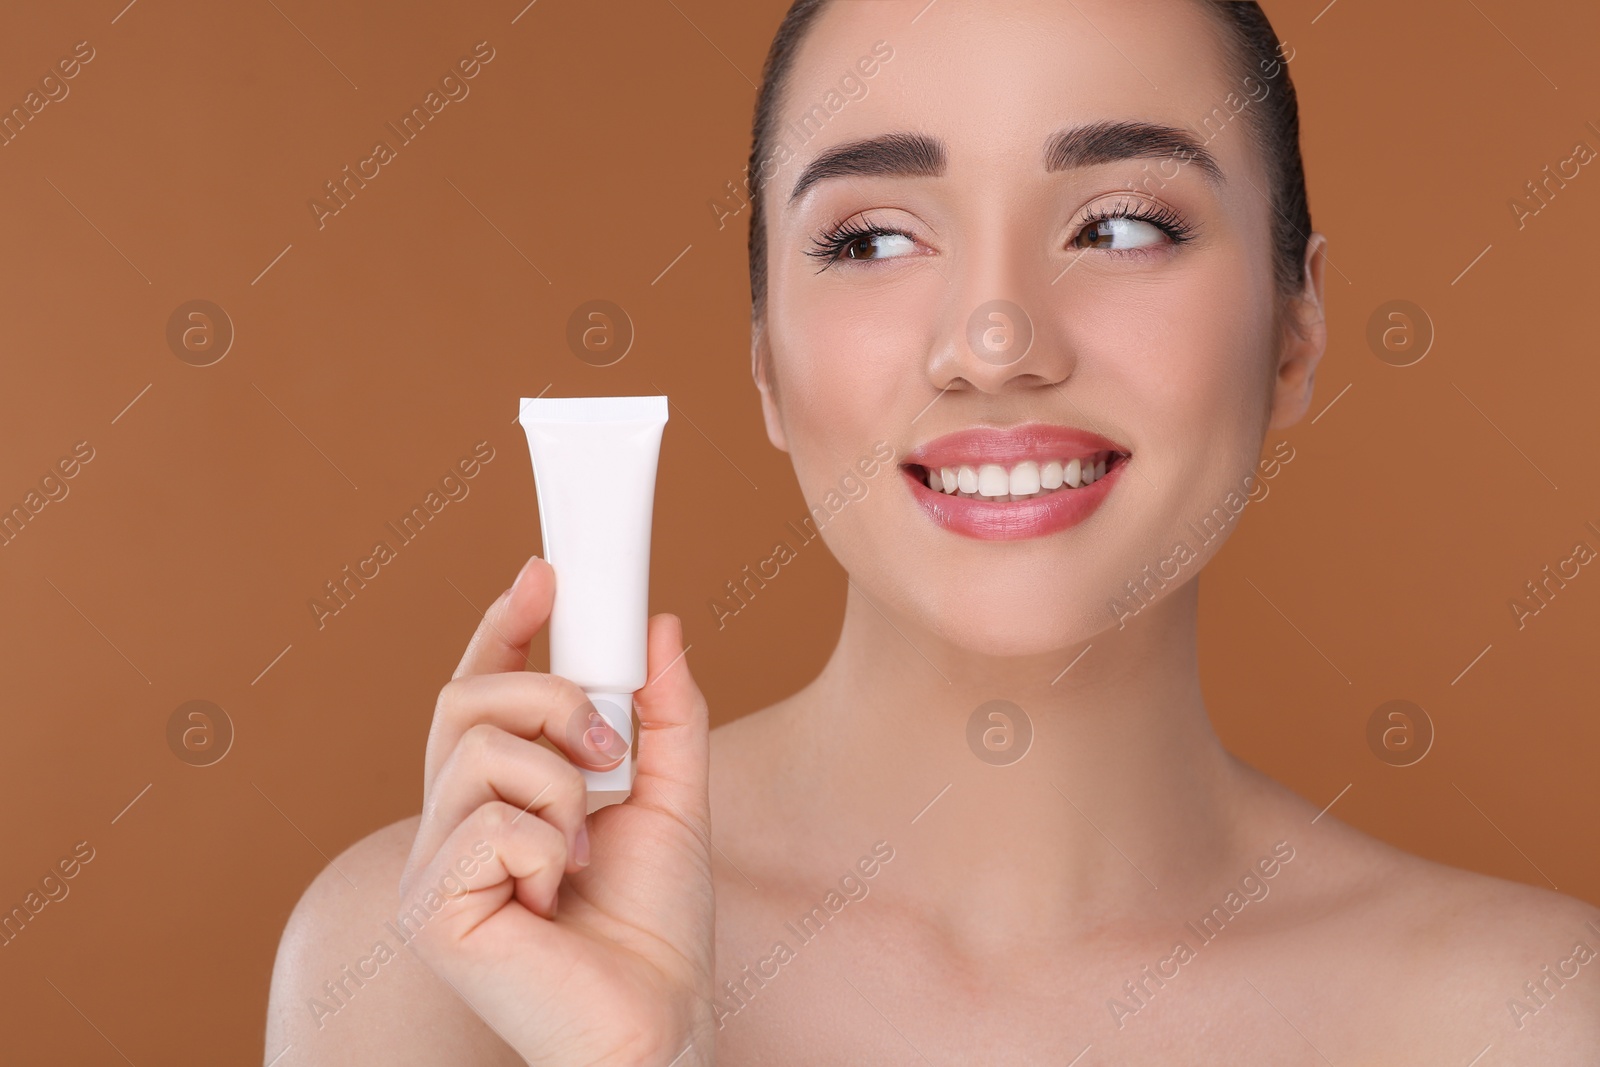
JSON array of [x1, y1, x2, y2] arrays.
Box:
[[755, 0, 1324, 658]]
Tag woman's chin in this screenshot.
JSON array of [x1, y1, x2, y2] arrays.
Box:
[[910, 599, 1133, 665]]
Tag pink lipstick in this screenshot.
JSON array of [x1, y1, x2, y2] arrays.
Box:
[[901, 423, 1129, 540]]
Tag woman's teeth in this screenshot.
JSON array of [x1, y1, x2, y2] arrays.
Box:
[[921, 454, 1114, 501]]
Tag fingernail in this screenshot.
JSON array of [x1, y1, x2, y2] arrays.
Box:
[[581, 710, 630, 766], [574, 823, 590, 867], [509, 554, 542, 596]]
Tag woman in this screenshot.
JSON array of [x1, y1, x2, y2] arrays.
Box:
[[267, 0, 1600, 1062]]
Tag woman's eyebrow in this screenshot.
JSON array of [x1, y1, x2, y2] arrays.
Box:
[[788, 131, 946, 204], [1045, 120, 1224, 184], [788, 120, 1223, 205]]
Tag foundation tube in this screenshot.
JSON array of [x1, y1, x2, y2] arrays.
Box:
[[517, 395, 668, 805]]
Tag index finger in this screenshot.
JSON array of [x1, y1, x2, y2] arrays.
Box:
[[452, 555, 553, 679]]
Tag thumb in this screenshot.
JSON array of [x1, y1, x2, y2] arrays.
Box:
[[629, 613, 710, 826]]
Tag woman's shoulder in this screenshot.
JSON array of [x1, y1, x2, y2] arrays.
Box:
[[1250, 767, 1598, 937], [264, 814, 523, 1066], [1237, 768, 1600, 1060]]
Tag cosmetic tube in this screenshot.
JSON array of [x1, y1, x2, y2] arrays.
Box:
[[518, 395, 668, 805]]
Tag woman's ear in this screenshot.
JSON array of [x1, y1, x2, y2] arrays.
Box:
[[751, 322, 790, 453], [1267, 232, 1329, 430]]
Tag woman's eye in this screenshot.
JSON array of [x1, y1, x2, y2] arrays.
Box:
[[1072, 216, 1168, 251], [840, 231, 916, 260]]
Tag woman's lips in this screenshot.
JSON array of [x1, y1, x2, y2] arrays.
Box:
[[900, 422, 1129, 541], [901, 423, 1127, 470]]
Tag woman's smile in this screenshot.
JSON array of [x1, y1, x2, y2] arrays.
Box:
[[266, 3, 1600, 1065], [901, 421, 1130, 540]]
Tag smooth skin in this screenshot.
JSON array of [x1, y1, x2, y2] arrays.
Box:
[[267, 559, 719, 1066], [267, 0, 1600, 1063]]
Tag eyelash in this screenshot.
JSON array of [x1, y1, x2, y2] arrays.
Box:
[[1080, 198, 1197, 248], [803, 212, 914, 268], [803, 200, 1197, 269]]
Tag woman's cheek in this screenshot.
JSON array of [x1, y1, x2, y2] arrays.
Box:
[[777, 313, 916, 464]]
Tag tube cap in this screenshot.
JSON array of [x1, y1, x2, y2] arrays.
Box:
[[577, 691, 635, 804]]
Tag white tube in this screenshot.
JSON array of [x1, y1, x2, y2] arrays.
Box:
[[517, 395, 668, 803]]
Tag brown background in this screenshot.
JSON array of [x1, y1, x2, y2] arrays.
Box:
[[1, 0, 1596, 1061]]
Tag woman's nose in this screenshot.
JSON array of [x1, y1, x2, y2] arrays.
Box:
[[926, 238, 1080, 394], [966, 297, 1038, 369]]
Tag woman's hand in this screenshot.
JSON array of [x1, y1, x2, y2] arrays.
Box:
[[398, 555, 717, 1066]]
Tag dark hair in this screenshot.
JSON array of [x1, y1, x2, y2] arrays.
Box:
[[744, 0, 1312, 325]]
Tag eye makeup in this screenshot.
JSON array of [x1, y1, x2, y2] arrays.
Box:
[[1069, 195, 1197, 250], [803, 192, 1199, 270], [803, 209, 919, 268]]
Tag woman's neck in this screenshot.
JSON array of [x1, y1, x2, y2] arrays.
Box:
[[750, 577, 1259, 954]]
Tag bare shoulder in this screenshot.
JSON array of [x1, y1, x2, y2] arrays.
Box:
[[264, 815, 523, 1067], [1357, 834, 1600, 1063], [1232, 764, 1600, 1063]]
